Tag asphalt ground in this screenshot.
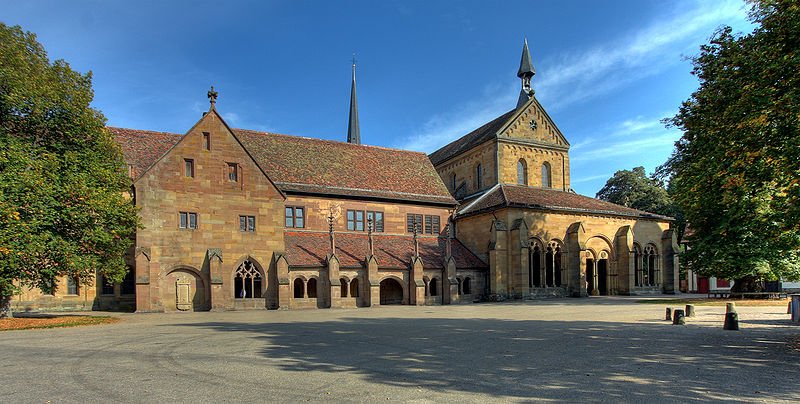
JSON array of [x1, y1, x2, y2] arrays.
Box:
[[1, 296, 798, 403]]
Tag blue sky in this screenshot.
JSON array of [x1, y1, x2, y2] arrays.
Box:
[[2, 0, 754, 195]]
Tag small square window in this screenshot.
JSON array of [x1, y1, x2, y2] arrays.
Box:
[[367, 211, 384, 232], [180, 211, 198, 229], [285, 207, 304, 228], [227, 163, 238, 182], [239, 215, 256, 232], [184, 159, 194, 177], [67, 276, 79, 295], [202, 132, 211, 150]]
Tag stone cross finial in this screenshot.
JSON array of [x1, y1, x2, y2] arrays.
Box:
[[328, 211, 336, 254], [207, 86, 218, 108], [445, 222, 452, 258], [367, 218, 374, 256]]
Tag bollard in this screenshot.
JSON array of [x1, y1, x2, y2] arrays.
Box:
[[789, 301, 792, 315], [672, 309, 686, 325], [726, 302, 737, 314], [723, 311, 739, 330], [685, 304, 695, 317], [665, 307, 672, 321], [791, 294, 800, 323]]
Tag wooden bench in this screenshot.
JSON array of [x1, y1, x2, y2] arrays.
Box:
[[728, 292, 788, 299]]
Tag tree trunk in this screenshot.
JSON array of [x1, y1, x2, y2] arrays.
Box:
[[0, 295, 12, 319], [730, 275, 763, 293]]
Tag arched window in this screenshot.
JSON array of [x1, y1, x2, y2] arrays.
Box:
[[430, 278, 439, 296], [451, 173, 457, 191], [645, 245, 658, 286], [541, 162, 551, 188], [517, 159, 528, 185], [234, 260, 262, 299], [307, 278, 318, 298], [293, 278, 304, 298], [463, 277, 472, 295], [530, 244, 541, 287], [340, 278, 348, 297], [350, 278, 359, 297], [475, 164, 483, 190]]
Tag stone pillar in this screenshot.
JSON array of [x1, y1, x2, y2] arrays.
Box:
[[275, 253, 291, 309], [410, 257, 426, 305], [134, 247, 152, 312], [443, 257, 457, 305], [366, 255, 380, 307], [614, 226, 635, 295], [566, 222, 588, 297], [207, 249, 225, 311], [327, 254, 340, 309], [661, 229, 680, 294], [487, 219, 508, 297]]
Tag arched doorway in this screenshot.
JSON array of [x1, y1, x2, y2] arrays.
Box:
[[586, 253, 596, 296], [165, 268, 208, 312], [597, 251, 609, 296], [379, 278, 404, 305]]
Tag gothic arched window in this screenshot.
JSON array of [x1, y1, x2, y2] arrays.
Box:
[[517, 159, 528, 185], [475, 164, 483, 190], [234, 260, 262, 299]]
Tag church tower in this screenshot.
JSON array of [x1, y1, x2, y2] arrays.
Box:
[[516, 39, 536, 109], [347, 59, 361, 144]]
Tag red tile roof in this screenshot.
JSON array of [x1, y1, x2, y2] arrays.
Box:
[[234, 129, 455, 205], [428, 109, 516, 166], [109, 126, 456, 205], [460, 184, 673, 221], [284, 231, 487, 270], [109, 127, 182, 179]]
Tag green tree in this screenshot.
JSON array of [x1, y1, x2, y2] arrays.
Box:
[[0, 24, 139, 317], [659, 0, 800, 291], [596, 166, 677, 213]]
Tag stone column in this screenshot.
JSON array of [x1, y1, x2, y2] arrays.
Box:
[[614, 226, 635, 295], [274, 253, 291, 309], [661, 229, 680, 294], [566, 222, 588, 297], [207, 249, 225, 311], [487, 219, 508, 297], [444, 257, 457, 305], [327, 254, 340, 309], [410, 257, 426, 306], [366, 255, 380, 307], [134, 247, 152, 312]]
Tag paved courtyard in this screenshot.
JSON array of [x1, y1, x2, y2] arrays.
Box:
[[1, 297, 799, 403]]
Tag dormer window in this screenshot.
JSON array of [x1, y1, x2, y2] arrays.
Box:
[[227, 163, 238, 182]]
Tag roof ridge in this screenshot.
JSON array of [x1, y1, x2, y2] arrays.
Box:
[[429, 108, 516, 165], [108, 126, 182, 137], [234, 128, 429, 155]]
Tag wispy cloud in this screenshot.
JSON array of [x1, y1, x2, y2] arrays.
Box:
[[572, 173, 613, 184], [571, 113, 680, 162], [536, 0, 750, 110], [400, 0, 750, 154]]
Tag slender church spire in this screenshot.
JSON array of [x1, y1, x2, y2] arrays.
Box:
[[516, 38, 536, 109], [347, 56, 361, 144]]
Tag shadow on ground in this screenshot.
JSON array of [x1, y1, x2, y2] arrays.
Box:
[[169, 315, 800, 401]]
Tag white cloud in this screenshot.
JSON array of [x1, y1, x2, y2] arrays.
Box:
[[536, 0, 750, 109], [572, 173, 613, 184]]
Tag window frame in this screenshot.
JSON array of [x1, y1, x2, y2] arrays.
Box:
[[179, 211, 198, 230], [366, 211, 384, 232], [239, 215, 256, 232], [346, 209, 366, 231], [202, 132, 211, 150], [285, 206, 305, 228], [227, 162, 239, 182], [184, 158, 195, 178], [66, 276, 79, 295]]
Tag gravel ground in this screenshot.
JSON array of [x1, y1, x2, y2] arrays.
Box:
[[1, 296, 798, 403]]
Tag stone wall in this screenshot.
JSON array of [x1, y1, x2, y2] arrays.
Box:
[[434, 141, 496, 196]]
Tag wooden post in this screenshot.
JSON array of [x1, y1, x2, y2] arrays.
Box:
[[672, 309, 686, 325]]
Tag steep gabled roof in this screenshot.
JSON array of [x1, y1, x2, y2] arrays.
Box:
[[235, 129, 456, 205], [109, 127, 182, 179], [428, 109, 516, 166], [284, 231, 487, 269], [459, 184, 673, 221]]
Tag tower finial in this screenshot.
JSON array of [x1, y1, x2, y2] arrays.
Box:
[[207, 85, 218, 109], [347, 56, 361, 144], [516, 39, 536, 109]]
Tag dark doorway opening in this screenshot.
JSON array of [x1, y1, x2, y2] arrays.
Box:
[[598, 259, 608, 296], [586, 258, 595, 294], [379, 278, 403, 305]]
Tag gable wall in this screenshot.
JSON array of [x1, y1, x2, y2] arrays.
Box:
[[498, 143, 570, 190], [135, 111, 285, 311], [434, 141, 497, 196]]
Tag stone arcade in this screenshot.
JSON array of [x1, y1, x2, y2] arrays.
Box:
[[12, 41, 678, 312]]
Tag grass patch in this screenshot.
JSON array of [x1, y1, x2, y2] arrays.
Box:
[[0, 315, 120, 331], [637, 298, 789, 307]]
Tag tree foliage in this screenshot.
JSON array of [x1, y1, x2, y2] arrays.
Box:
[[596, 166, 678, 215], [0, 23, 139, 315], [659, 0, 800, 284]]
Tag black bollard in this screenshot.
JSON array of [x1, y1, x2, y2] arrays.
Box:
[[723, 311, 739, 330], [665, 307, 672, 321], [726, 302, 737, 314], [685, 304, 695, 317], [673, 309, 686, 325]]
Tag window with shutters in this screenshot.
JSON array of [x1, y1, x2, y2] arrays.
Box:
[[406, 213, 423, 233]]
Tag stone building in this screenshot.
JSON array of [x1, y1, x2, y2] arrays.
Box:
[[11, 41, 678, 312], [430, 40, 679, 298]]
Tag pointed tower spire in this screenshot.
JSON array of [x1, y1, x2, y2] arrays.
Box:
[[347, 56, 361, 144], [516, 38, 536, 109]]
